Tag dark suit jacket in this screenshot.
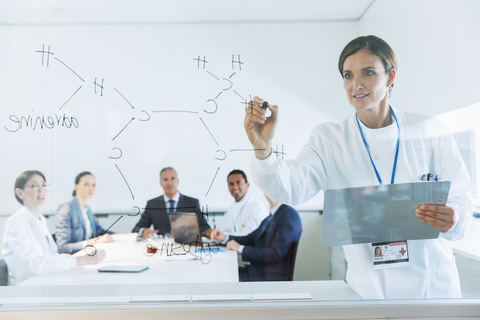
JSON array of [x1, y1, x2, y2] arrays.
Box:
[[56, 197, 111, 254], [132, 193, 210, 235], [229, 204, 302, 282]]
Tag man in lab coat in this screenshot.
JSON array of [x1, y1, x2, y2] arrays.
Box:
[[211, 170, 269, 237]]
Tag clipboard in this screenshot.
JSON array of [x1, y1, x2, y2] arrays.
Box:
[[321, 181, 450, 247]]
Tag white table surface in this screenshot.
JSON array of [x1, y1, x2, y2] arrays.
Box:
[[19, 237, 238, 286]]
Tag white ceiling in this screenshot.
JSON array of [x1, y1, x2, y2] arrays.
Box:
[[0, 0, 374, 25]]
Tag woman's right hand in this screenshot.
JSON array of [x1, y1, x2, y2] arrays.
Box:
[[86, 233, 113, 245], [75, 249, 106, 266], [243, 96, 279, 160]]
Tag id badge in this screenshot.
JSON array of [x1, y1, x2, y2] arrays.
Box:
[[372, 241, 409, 269]]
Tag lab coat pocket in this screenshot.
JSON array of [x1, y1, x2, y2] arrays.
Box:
[[346, 271, 385, 299], [426, 260, 461, 298]]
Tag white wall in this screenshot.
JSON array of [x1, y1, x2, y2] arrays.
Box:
[[0, 21, 358, 217], [359, 0, 480, 116]]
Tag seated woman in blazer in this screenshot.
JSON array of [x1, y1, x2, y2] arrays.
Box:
[[56, 171, 113, 254], [1, 171, 105, 285]]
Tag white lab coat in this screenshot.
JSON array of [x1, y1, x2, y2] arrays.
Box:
[[250, 107, 472, 299], [1, 206, 77, 285], [222, 191, 270, 236]]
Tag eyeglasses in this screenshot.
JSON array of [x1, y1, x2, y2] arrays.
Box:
[[23, 183, 50, 191]]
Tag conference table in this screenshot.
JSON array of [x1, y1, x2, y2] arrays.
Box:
[[19, 235, 239, 286]]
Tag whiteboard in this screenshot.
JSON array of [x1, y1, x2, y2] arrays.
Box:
[[0, 22, 358, 216]]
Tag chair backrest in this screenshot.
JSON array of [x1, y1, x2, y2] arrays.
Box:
[[0, 259, 8, 286], [286, 241, 300, 281]]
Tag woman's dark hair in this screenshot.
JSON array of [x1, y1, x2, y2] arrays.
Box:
[[73, 171, 93, 197], [14, 170, 46, 205], [338, 35, 398, 94], [375, 246, 382, 254]]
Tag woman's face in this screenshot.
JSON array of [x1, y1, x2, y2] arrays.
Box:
[[342, 49, 395, 114], [375, 248, 381, 255], [16, 174, 48, 208], [75, 175, 96, 200]]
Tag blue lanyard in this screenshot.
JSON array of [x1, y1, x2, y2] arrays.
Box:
[[233, 194, 250, 233], [355, 107, 400, 185]]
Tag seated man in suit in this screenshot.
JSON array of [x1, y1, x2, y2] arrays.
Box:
[[215, 170, 269, 236], [210, 195, 302, 281], [132, 167, 211, 239]]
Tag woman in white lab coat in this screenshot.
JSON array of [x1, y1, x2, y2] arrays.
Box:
[[1, 170, 106, 285], [243, 35, 471, 299]]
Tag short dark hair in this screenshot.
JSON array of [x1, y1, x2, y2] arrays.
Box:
[[338, 35, 398, 94], [14, 170, 46, 205], [160, 167, 177, 178], [73, 171, 94, 197], [227, 170, 248, 183]]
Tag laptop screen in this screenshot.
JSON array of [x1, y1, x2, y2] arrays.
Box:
[[169, 212, 202, 244]]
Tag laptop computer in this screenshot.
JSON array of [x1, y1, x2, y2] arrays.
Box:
[[169, 212, 204, 244], [321, 181, 451, 247]]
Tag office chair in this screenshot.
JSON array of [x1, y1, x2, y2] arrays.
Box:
[[286, 241, 300, 281], [0, 259, 8, 286]]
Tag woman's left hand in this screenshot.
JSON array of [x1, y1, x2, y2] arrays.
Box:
[[415, 204, 455, 233]]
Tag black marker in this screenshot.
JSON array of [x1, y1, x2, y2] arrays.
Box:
[[261, 101, 269, 110]]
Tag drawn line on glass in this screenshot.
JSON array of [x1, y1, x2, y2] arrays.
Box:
[[205, 167, 220, 197], [199, 117, 219, 146], [113, 88, 135, 109], [59, 86, 82, 110], [230, 149, 266, 152], [234, 90, 243, 100], [206, 71, 219, 81], [204, 99, 218, 114], [96, 216, 123, 240], [115, 164, 134, 199], [109, 147, 123, 159], [152, 110, 198, 114], [54, 58, 85, 82], [111, 117, 135, 141]]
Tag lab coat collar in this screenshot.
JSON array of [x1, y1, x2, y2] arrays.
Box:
[[235, 190, 251, 205], [19, 206, 45, 224], [353, 105, 399, 139]]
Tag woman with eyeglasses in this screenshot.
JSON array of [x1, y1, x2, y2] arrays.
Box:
[[55, 172, 113, 254], [1, 170, 106, 285]]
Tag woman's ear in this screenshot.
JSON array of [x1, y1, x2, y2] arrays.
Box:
[[387, 68, 397, 88], [15, 188, 24, 201]]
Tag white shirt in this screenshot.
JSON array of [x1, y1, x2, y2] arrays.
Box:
[[250, 107, 472, 299], [164, 192, 180, 211], [81, 207, 92, 240], [222, 191, 269, 236], [1, 206, 77, 285]]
